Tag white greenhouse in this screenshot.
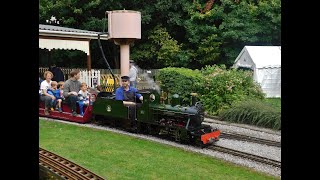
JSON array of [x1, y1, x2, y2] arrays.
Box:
[[233, 46, 281, 98]]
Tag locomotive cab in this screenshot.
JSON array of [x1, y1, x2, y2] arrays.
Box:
[[92, 89, 144, 129]]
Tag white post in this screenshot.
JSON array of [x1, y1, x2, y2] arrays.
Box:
[[87, 70, 91, 87], [97, 70, 101, 86]]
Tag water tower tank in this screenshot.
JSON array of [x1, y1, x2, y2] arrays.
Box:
[[108, 10, 141, 39]]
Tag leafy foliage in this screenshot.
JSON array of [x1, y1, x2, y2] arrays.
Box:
[[219, 0, 281, 65], [39, 0, 281, 69], [196, 34, 222, 65], [157, 67, 204, 103], [199, 65, 265, 115], [131, 25, 189, 68], [157, 66, 265, 115], [219, 99, 281, 130]]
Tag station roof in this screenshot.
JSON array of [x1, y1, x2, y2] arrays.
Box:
[[39, 24, 109, 40], [39, 24, 109, 54]]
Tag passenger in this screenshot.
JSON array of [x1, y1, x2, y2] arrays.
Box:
[[57, 81, 65, 101], [63, 70, 81, 116], [128, 60, 138, 88], [88, 85, 101, 97], [40, 71, 55, 115], [49, 64, 65, 82], [115, 75, 143, 129], [78, 82, 90, 116], [47, 81, 63, 113], [96, 85, 103, 92]]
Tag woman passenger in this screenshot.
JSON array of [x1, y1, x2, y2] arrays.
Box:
[[40, 71, 55, 115]]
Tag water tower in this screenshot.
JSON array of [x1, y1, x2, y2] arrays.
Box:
[[107, 10, 141, 76]]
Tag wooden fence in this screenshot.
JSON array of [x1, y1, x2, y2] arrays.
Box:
[[39, 67, 159, 81], [79, 70, 101, 88], [39, 67, 160, 90]]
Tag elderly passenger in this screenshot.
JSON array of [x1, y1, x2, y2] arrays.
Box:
[[40, 71, 55, 115]]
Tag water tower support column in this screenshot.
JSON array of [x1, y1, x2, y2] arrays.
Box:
[[120, 44, 130, 76]]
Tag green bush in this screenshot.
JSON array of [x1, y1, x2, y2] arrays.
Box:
[[157, 65, 265, 115], [157, 67, 204, 103], [157, 66, 278, 130], [199, 65, 265, 115], [219, 99, 281, 130]]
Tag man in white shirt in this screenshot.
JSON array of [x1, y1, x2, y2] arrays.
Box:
[[128, 60, 138, 88]]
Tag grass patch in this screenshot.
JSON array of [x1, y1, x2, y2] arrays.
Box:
[[219, 100, 281, 130], [264, 98, 281, 112], [39, 119, 279, 180]]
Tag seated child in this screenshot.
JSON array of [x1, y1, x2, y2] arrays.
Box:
[[47, 81, 63, 113], [57, 81, 65, 100], [78, 82, 90, 116]]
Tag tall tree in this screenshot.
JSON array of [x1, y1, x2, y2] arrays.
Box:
[[218, 0, 281, 65], [39, 0, 281, 69]]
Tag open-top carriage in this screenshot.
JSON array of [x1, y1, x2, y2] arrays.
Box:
[[39, 97, 93, 123]]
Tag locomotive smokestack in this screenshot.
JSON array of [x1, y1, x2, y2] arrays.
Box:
[[190, 93, 198, 106], [171, 94, 180, 107]]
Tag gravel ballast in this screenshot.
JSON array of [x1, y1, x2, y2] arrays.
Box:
[[216, 138, 281, 161], [203, 118, 281, 142]]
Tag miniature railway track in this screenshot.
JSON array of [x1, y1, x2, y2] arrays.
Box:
[[39, 147, 104, 180], [203, 119, 281, 136], [208, 145, 281, 168], [220, 132, 281, 147]]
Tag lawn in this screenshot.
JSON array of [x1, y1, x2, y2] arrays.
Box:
[[39, 119, 279, 180]]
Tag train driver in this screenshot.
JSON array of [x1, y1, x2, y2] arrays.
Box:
[[115, 75, 143, 105], [115, 75, 143, 130]]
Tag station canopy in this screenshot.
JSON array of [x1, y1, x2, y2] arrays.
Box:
[[39, 24, 109, 55]]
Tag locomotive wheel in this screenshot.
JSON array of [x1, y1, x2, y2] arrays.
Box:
[[145, 124, 160, 136], [136, 122, 142, 133], [195, 138, 205, 148], [92, 115, 104, 125], [111, 119, 117, 127], [138, 122, 147, 134], [175, 130, 181, 142], [147, 125, 155, 135], [188, 134, 196, 145], [175, 130, 189, 144]]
